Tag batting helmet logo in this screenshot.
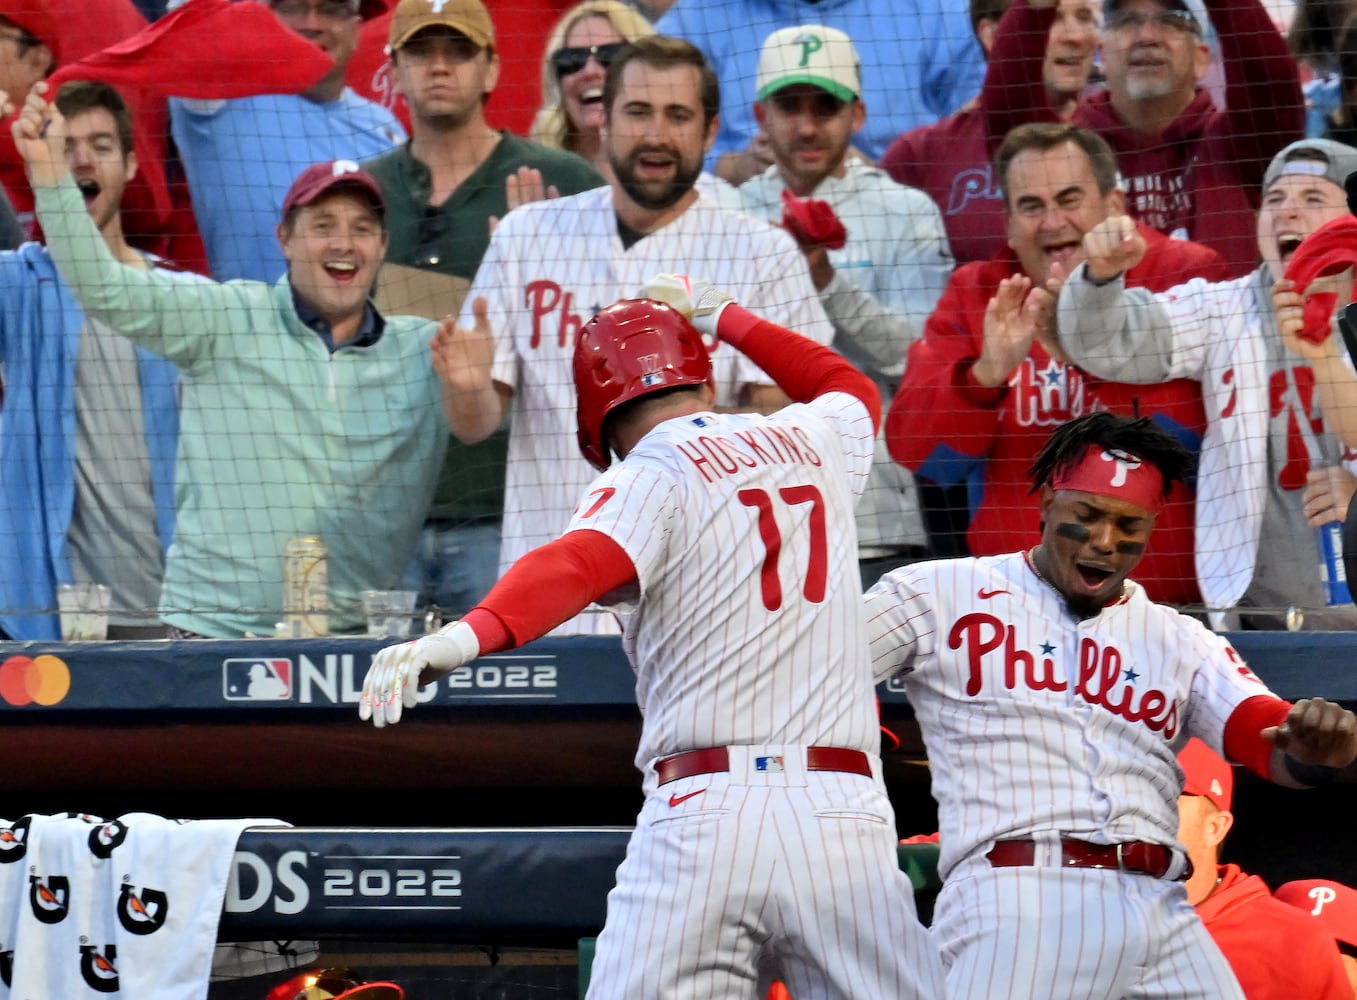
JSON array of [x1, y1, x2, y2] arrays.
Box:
[[574, 299, 714, 470]]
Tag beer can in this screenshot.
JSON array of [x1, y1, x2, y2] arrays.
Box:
[[283, 535, 329, 637], [1317, 521, 1352, 606]]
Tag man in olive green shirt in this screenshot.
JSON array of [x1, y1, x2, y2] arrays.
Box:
[[363, 0, 602, 615]]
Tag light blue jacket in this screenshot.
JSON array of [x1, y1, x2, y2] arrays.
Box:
[[657, 0, 985, 168], [0, 244, 179, 640], [37, 179, 447, 638], [170, 91, 405, 282]]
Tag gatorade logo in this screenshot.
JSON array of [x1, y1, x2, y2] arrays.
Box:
[[0, 654, 71, 706], [79, 944, 119, 993], [117, 884, 170, 936], [796, 34, 823, 67]]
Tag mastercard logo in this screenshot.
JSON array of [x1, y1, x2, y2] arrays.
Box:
[[0, 655, 72, 707]]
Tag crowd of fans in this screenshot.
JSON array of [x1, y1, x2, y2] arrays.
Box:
[[6, 0, 1357, 642]]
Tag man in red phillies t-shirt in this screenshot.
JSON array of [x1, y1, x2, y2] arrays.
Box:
[[888, 122, 1227, 605], [1176, 738, 1351, 1000]]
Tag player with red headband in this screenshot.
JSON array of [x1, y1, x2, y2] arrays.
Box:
[[362, 275, 946, 998], [864, 410, 1357, 1000]]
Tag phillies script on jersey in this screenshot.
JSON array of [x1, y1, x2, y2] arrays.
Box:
[[949, 611, 1178, 735]]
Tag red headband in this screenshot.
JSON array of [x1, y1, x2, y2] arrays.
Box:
[[1050, 444, 1165, 512]]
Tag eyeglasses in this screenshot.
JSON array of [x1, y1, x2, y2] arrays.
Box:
[[1105, 8, 1201, 34], [767, 89, 849, 120], [271, 0, 361, 22], [413, 209, 449, 268], [550, 42, 626, 78]]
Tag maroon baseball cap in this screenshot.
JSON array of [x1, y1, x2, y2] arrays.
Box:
[[1177, 737, 1233, 811], [1275, 879, 1357, 948], [280, 160, 385, 221]]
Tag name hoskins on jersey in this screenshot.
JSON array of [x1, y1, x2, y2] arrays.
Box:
[[676, 425, 824, 483]]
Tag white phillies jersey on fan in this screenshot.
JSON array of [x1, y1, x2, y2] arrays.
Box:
[[466, 187, 835, 626], [562, 392, 877, 770], [864, 552, 1277, 881]]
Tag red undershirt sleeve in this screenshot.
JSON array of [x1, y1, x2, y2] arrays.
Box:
[[1223, 694, 1293, 779], [458, 530, 639, 652], [716, 305, 881, 432]]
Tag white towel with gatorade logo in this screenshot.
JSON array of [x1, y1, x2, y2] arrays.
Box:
[[0, 812, 282, 999]]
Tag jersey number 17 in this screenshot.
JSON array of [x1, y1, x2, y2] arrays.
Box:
[[738, 485, 828, 611]]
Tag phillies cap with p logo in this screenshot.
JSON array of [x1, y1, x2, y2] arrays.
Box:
[[388, 0, 494, 52], [755, 25, 861, 103], [280, 160, 386, 221], [1275, 879, 1357, 948]]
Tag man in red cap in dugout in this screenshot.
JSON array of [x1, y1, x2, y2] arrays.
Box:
[[1175, 737, 1351, 998], [1276, 877, 1357, 995]]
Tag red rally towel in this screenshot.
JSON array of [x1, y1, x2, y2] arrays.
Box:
[[780, 187, 847, 251], [46, 0, 335, 99], [1282, 214, 1357, 344]]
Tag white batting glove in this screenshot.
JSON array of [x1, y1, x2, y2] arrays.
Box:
[[641, 273, 735, 345], [359, 620, 480, 728]]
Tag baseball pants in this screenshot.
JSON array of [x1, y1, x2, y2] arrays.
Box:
[[586, 754, 944, 1000], [933, 864, 1246, 1000]]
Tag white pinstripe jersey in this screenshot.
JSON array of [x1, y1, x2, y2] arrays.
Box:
[[563, 392, 877, 770], [864, 552, 1277, 880], [465, 187, 835, 635]]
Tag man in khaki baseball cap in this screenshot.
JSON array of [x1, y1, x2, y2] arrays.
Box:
[[387, 0, 494, 53], [362, 0, 601, 620]]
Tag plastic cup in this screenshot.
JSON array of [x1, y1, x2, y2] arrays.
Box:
[[57, 583, 110, 641], [383, 590, 419, 638], [361, 590, 389, 638]]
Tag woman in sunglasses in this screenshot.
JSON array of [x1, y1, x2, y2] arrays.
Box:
[[529, 0, 655, 182]]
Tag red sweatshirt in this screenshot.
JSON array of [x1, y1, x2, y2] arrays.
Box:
[[887, 227, 1228, 605], [1197, 864, 1351, 1000], [982, 0, 1302, 278]]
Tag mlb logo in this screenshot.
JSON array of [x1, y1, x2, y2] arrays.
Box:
[[755, 756, 785, 773], [641, 372, 664, 387], [222, 659, 293, 701]]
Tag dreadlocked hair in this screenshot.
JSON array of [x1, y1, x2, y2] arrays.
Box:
[[1026, 412, 1194, 499]]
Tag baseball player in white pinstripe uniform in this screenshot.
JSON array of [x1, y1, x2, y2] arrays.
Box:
[[865, 411, 1357, 1000], [361, 278, 944, 999], [436, 36, 833, 636]]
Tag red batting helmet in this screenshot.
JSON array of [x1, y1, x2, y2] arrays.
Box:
[[574, 298, 713, 471]]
